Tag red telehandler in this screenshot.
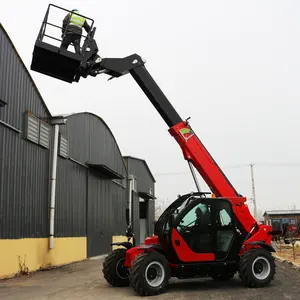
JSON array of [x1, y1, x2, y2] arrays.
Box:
[[30, 4, 277, 296]]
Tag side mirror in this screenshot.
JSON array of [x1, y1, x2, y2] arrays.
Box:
[[125, 208, 130, 225]]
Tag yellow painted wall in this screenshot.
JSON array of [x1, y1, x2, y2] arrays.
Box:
[[112, 235, 133, 250], [0, 237, 86, 279]]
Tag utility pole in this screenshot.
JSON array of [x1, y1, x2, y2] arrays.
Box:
[[250, 163, 257, 220]]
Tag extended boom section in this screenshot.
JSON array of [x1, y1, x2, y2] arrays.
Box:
[[127, 62, 239, 195], [99, 57, 259, 234]]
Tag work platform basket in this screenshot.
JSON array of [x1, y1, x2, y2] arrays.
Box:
[[30, 4, 94, 83]]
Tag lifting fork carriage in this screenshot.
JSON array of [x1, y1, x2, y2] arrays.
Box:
[[30, 4, 278, 297]]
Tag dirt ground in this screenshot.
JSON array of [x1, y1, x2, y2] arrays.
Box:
[[0, 256, 300, 300]]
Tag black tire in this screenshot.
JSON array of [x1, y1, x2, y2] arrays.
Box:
[[102, 248, 130, 287], [238, 248, 276, 288], [211, 272, 235, 281], [129, 251, 170, 296]]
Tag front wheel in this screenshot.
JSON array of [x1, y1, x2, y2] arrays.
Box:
[[238, 248, 276, 288], [129, 251, 170, 296], [102, 248, 130, 287]]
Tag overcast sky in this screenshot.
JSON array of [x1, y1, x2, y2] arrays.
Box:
[[1, 0, 300, 216]]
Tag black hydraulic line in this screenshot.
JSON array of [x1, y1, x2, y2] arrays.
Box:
[[129, 65, 182, 128]]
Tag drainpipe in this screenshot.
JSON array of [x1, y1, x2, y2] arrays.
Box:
[[128, 174, 138, 226], [49, 117, 67, 249], [128, 174, 134, 227]]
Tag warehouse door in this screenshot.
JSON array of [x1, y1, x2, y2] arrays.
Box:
[[87, 172, 112, 257], [139, 199, 148, 243], [131, 191, 140, 245]]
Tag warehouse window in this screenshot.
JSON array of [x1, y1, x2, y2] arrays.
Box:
[[25, 112, 51, 148], [39, 121, 51, 148], [25, 113, 39, 144], [59, 133, 69, 158]]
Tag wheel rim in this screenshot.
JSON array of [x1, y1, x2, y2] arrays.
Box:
[[145, 261, 165, 287], [115, 258, 128, 279], [252, 256, 271, 280]]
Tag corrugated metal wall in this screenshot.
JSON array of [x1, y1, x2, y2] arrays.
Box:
[[0, 24, 51, 239], [0, 126, 50, 238], [87, 172, 127, 256], [57, 113, 128, 256], [55, 158, 87, 237], [0, 23, 128, 255], [125, 157, 155, 195], [0, 24, 51, 127]]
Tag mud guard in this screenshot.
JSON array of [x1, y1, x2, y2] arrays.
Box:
[[137, 244, 163, 251], [244, 241, 275, 252]]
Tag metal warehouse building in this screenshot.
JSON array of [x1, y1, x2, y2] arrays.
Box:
[[123, 156, 156, 245], [0, 23, 156, 278]]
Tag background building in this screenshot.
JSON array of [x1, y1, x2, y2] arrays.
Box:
[[0, 23, 155, 279], [123, 156, 156, 245], [263, 210, 300, 230]]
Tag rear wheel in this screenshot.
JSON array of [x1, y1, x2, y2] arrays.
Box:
[[238, 248, 276, 288], [102, 248, 130, 287], [129, 252, 170, 296]]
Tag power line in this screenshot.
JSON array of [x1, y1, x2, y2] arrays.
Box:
[[153, 164, 248, 176], [254, 162, 300, 167], [153, 162, 300, 177]]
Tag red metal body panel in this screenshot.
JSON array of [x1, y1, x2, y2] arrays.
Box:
[[171, 229, 215, 262], [124, 236, 160, 267], [125, 246, 147, 268], [145, 236, 159, 245], [169, 121, 239, 198], [239, 224, 273, 255]]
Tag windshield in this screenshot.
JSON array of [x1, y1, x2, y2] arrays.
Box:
[[154, 193, 202, 236]]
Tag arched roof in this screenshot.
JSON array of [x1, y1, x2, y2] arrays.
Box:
[[60, 112, 128, 177], [0, 23, 51, 117]]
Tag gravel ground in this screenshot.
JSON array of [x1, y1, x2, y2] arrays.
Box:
[[0, 256, 300, 299]]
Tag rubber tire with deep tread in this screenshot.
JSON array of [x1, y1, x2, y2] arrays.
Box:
[[102, 248, 130, 287], [129, 251, 170, 296], [238, 248, 276, 288]]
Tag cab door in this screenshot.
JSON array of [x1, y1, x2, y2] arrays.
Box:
[[171, 201, 215, 262]]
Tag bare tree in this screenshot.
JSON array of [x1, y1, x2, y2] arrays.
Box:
[[154, 198, 169, 220]]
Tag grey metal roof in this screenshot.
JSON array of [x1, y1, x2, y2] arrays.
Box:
[[123, 155, 156, 183], [264, 210, 300, 216], [61, 112, 128, 177]]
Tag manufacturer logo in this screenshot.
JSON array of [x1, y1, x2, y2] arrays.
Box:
[[179, 127, 194, 141]]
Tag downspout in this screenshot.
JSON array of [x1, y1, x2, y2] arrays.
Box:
[[128, 174, 134, 227], [49, 124, 59, 249], [49, 116, 67, 249]]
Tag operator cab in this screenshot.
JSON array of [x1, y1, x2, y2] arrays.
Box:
[[30, 4, 95, 83], [155, 192, 245, 264]]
